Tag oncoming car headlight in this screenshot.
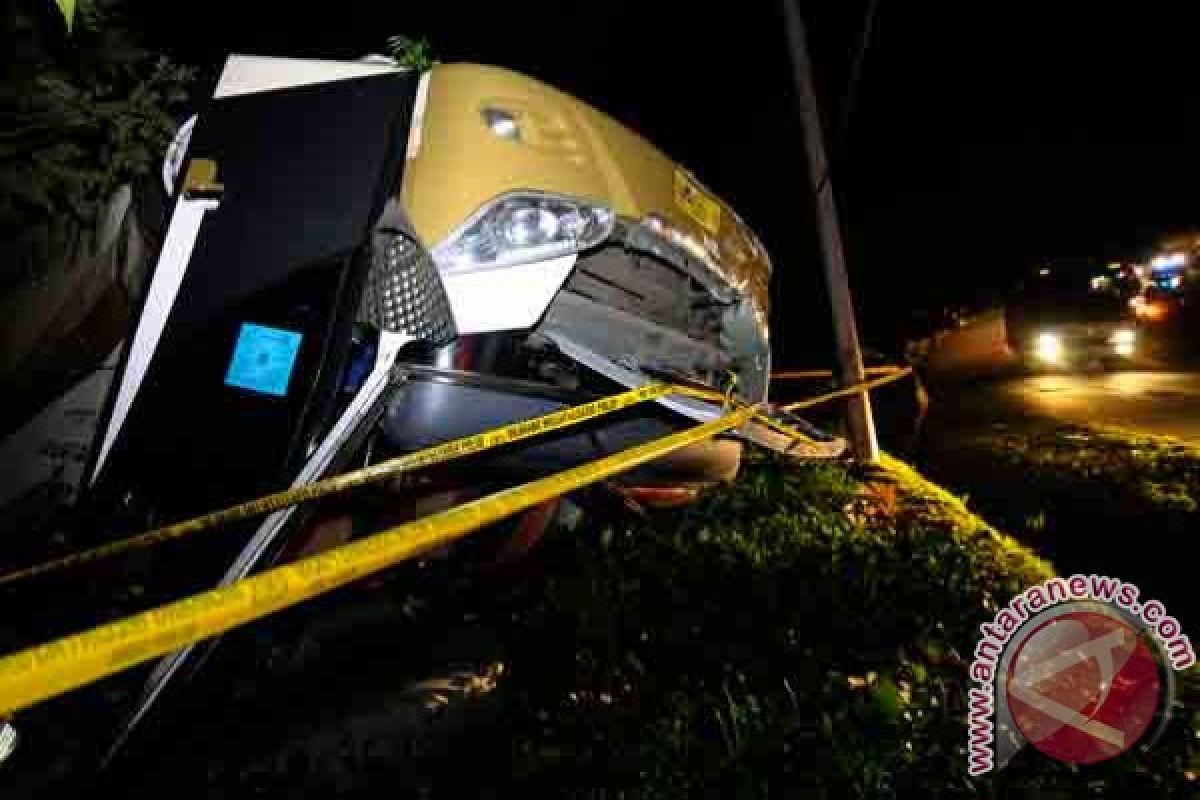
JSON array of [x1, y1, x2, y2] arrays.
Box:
[[432, 192, 615, 274], [1034, 332, 1062, 363], [1109, 328, 1136, 346], [1110, 328, 1136, 357]]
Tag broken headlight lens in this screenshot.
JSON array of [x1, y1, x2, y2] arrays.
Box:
[[432, 192, 615, 274]]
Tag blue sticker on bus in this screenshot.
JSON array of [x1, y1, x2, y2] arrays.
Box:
[[224, 323, 303, 397]]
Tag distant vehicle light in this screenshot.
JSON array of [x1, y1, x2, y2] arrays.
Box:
[[1135, 301, 1168, 321], [1152, 252, 1187, 270], [1034, 332, 1063, 364], [1109, 329, 1136, 346]]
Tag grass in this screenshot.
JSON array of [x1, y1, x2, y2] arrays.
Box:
[[14, 446, 1195, 798], [914, 400, 1200, 796], [469, 452, 1196, 798], [934, 415, 1200, 513], [917, 402, 1200, 623]]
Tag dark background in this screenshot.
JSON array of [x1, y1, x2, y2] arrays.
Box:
[[126, 0, 1200, 367]]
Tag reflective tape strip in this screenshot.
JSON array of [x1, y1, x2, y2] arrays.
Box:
[[0, 374, 886, 588], [0, 404, 758, 715], [0, 382, 678, 587], [780, 366, 913, 413], [745, 413, 817, 448], [771, 366, 904, 381]]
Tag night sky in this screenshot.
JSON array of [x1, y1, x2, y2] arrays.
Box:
[[128, 1, 1200, 365]]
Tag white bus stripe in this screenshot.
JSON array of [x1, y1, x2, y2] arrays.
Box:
[[91, 195, 219, 483]]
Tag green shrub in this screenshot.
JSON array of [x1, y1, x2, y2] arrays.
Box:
[[1, 0, 193, 244]]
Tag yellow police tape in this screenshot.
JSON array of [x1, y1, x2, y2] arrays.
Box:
[[0, 369, 910, 588], [0, 403, 759, 715], [771, 366, 906, 381], [780, 366, 913, 413], [0, 382, 724, 587], [0, 367, 909, 714]]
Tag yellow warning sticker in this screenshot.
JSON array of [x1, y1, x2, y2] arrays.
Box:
[[673, 169, 722, 235]]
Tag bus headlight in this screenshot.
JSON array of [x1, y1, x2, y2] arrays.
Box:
[[432, 192, 615, 274]]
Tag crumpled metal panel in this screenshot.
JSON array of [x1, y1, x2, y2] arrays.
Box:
[[402, 63, 773, 322]]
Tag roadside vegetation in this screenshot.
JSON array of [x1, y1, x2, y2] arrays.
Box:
[[917, 400, 1200, 794], [918, 401, 1200, 623], [175, 452, 1194, 798], [3, 0, 192, 244], [475, 453, 1195, 798], [926, 411, 1200, 521]]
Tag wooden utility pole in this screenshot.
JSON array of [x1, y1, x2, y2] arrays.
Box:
[[779, 0, 880, 461]]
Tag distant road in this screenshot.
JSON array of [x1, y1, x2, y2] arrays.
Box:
[[924, 310, 1200, 443], [992, 370, 1200, 445]]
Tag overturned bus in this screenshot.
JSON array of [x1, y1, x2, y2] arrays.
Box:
[[82, 55, 842, 753]]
